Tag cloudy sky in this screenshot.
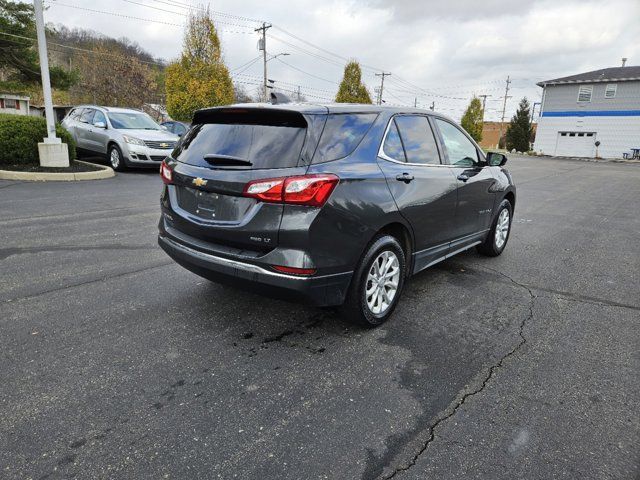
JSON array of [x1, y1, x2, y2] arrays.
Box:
[[36, 0, 640, 121]]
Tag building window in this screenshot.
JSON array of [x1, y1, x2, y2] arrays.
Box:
[[604, 84, 617, 99], [577, 85, 593, 103], [3, 98, 17, 109]]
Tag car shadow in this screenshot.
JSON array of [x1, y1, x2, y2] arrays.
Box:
[[79, 154, 161, 174]]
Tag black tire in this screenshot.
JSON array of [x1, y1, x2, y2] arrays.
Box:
[[477, 199, 513, 257], [108, 144, 127, 172], [339, 234, 406, 327]]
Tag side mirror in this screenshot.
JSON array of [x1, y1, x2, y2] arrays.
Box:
[[160, 125, 168, 131], [486, 152, 507, 167], [93, 121, 106, 129]]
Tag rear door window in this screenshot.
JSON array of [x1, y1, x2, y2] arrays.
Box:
[[173, 120, 306, 169], [69, 108, 83, 121], [382, 120, 406, 162], [394, 115, 440, 165], [312, 113, 377, 163]]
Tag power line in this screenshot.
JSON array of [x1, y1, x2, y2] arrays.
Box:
[[121, 0, 187, 17], [47, 2, 256, 32], [144, 0, 265, 24], [0, 31, 167, 66], [232, 73, 337, 95], [269, 34, 344, 68], [273, 57, 339, 85], [117, 0, 260, 30], [230, 55, 261, 71]]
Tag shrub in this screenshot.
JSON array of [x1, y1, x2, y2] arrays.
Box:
[[0, 113, 76, 166]]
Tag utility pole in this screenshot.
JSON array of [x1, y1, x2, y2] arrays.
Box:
[[297, 85, 301, 102], [374, 72, 391, 105], [498, 76, 512, 148], [414, 97, 417, 108], [530, 101, 541, 133], [255, 22, 272, 101], [478, 94, 491, 123], [33, 0, 68, 167]]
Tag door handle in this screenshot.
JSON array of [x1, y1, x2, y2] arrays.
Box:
[[396, 173, 414, 183], [457, 173, 470, 182]]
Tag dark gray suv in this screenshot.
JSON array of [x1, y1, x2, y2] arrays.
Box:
[[158, 104, 516, 326]]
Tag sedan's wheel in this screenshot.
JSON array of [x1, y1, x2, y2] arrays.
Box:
[[108, 144, 126, 172], [477, 198, 512, 257], [340, 234, 406, 327]]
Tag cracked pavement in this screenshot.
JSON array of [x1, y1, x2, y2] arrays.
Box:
[[1, 156, 639, 479]]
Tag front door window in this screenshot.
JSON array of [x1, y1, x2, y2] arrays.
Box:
[[434, 119, 479, 167]]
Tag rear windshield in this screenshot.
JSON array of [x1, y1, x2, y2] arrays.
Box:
[[173, 118, 306, 169], [312, 113, 378, 164]]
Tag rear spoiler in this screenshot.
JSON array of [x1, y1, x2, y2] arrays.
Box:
[[192, 107, 307, 128]]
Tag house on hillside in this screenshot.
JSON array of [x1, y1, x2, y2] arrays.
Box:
[[533, 64, 640, 158], [0, 93, 30, 115]]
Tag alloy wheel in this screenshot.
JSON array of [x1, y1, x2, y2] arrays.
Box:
[[365, 250, 400, 315], [110, 148, 120, 169], [494, 208, 510, 249]]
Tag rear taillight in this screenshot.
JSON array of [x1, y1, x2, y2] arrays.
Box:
[[243, 174, 339, 207], [160, 160, 173, 184]]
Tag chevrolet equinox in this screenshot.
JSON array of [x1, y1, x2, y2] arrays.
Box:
[[158, 104, 516, 326]]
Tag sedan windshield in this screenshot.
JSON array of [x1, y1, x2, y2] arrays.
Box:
[[108, 112, 160, 130]]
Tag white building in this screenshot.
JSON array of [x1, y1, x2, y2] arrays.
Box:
[[0, 93, 30, 115], [534, 65, 640, 159]]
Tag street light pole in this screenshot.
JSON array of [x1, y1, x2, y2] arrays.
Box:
[[33, 0, 56, 142], [33, 0, 68, 166]]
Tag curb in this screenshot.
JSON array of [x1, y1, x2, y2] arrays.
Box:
[[522, 155, 640, 165], [0, 161, 115, 182]]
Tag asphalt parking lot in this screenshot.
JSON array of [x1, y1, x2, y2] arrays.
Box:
[[1, 155, 639, 479]]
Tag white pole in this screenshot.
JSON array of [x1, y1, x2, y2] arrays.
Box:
[[33, 0, 58, 144]]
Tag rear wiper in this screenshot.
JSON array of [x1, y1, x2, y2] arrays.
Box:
[[203, 154, 253, 167]]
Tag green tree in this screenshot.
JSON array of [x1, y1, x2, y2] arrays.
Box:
[[335, 61, 372, 104], [0, 0, 77, 92], [505, 97, 533, 152], [165, 7, 234, 121], [460, 96, 483, 142]]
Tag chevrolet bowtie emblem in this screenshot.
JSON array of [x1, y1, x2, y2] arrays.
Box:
[[192, 177, 208, 187], [160, 142, 169, 148]]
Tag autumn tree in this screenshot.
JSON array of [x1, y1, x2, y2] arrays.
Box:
[[72, 44, 156, 107], [460, 96, 483, 142], [335, 61, 372, 104], [165, 7, 234, 121], [506, 97, 533, 152]]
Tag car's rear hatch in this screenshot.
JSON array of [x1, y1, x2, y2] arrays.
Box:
[[165, 106, 327, 252]]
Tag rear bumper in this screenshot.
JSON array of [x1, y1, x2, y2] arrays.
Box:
[[158, 234, 352, 307]]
